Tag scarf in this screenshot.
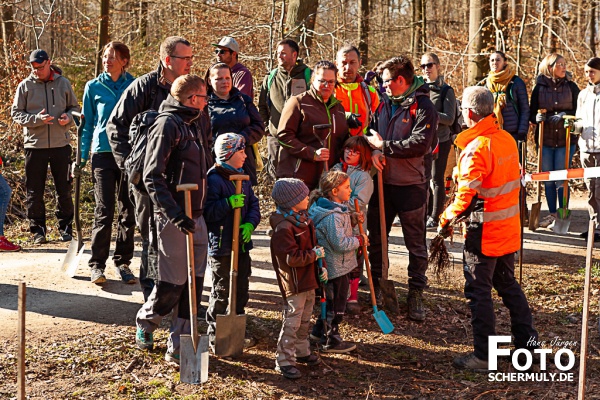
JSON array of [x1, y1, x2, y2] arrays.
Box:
[[486, 64, 516, 129], [390, 75, 425, 104]]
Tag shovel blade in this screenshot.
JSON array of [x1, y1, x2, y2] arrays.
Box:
[[529, 202, 541, 231], [62, 240, 85, 278], [214, 313, 246, 357], [372, 306, 394, 334], [378, 278, 399, 315], [180, 334, 209, 384], [552, 212, 571, 234]]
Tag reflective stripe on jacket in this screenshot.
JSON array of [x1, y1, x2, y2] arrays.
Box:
[[439, 114, 521, 257], [335, 76, 380, 136]]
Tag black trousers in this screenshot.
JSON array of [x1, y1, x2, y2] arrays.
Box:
[[88, 153, 135, 269], [312, 273, 350, 347], [130, 187, 157, 301], [463, 249, 538, 359], [367, 179, 428, 290], [24, 145, 73, 236], [430, 140, 452, 220]]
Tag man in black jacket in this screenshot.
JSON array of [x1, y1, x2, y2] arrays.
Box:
[[107, 36, 193, 300], [135, 74, 212, 365]]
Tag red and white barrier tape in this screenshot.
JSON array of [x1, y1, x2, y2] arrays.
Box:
[[524, 167, 600, 182]]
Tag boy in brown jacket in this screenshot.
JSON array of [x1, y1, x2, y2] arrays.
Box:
[[270, 178, 327, 379]]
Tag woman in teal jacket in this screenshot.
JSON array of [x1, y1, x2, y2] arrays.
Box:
[[81, 41, 136, 285]]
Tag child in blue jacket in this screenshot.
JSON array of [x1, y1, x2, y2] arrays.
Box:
[[204, 133, 261, 349]]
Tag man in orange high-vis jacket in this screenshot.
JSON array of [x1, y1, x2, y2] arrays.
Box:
[[438, 86, 538, 372], [334, 45, 380, 136]]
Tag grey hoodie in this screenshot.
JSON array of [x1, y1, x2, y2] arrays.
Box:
[[308, 197, 360, 280], [11, 67, 80, 149]]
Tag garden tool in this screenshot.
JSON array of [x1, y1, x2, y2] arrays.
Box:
[[376, 166, 400, 314], [177, 183, 209, 384], [355, 199, 393, 334], [529, 109, 546, 231], [317, 258, 329, 343], [553, 116, 577, 234], [62, 111, 86, 278], [214, 174, 250, 358], [518, 141, 526, 285], [312, 123, 332, 172]]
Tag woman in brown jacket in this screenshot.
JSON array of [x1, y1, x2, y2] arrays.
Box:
[[275, 61, 349, 190]]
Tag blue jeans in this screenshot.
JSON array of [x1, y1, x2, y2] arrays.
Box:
[[542, 145, 576, 213], [0, 174, 11, 236]]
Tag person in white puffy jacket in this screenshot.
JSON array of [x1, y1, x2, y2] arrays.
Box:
[[576, 57, 600, 239]]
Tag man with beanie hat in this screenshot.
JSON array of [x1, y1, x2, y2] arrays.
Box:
[[270, 178, 327, 379], [204, 133, 261, 350]]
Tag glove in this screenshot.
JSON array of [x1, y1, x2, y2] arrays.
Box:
[[548, 112, 566, 125], [345, 112, 362, 129], [573, 120, 584, 135], [172, 213, 196, 234], [313, 245, 325, 259], [437, 223, 453, 239], [535, 113, 546, 123], [71, 161, 82, 178], [240, 222, 254, 243], [228, 193, 246, 209], [319, 267, 328, 283]]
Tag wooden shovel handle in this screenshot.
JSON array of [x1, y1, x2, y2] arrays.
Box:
[[355, 199, 378, 308], [377, 169, 389, 279], [228, 174, 249, 315]]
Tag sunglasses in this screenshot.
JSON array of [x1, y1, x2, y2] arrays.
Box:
[[31, 61, 48, 71], [214, 49, 232, 55], [187, 93, 207, 99], [420, 62, 435, 69]]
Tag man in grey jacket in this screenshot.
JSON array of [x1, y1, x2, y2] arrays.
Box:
[[11, 49, 80, 244]]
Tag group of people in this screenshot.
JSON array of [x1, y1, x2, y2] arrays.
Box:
[[6, 33, 600, 378]]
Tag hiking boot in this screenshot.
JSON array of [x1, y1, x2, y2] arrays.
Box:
[[374, 286, 383, 307], [90, 267, 106, 284], [33, 233, 47, 244], [321, 341, 356, 354], [0, 236, 21, 252], [359, 274, 369, 287], [117, 265, 136, 284], [136, 327, 154, 350], [297, 352, 321, 366], [346, 300, 361, 315], [275, 365, 302, 379], [426, 217, 437, 228], [60, 231, 73, 242], [452, 352, 489, 372], [407, 288, 425, 321], [539, 214, 555, 228], [266, 228, 273, 237], [165, 352, 180, 365]]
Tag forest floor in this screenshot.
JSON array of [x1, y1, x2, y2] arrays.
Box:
[[1, 193, 600, 399]]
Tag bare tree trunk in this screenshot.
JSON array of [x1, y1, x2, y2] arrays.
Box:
[[139, 0, 148, 47], [590, 2, 597, 56], [285, 0, 319, 60], [358, 0, 369, 66], [411, 0, 423, 58], [467, 0, 492, 85], [95, 0, 110, 77], [515, 0, 527, 74], [510, 0, 516, 19], [1, 5, 14, 67], [546, 0, 558, 53]]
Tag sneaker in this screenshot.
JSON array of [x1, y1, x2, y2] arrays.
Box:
[[374, 286, 383, 307], [407, 288, 425, 321], [90, 267, 106, 284], [296, 353, 321, 366], [165, 352, 180, 365], [539, 214, 555, 228], [275, 365, 302, 379], [359, 274, 369, 287], [452, 352, 489, 372], [346, 300, 361, 315], [33, 233, 47, 244], [60, 231, 73, 242], [136, 327, 154, 350], [0, 237, 21, 252], [426, 217, 437, 228], [117, 265, 136, 284], [392, 216, 401, 227], [321, 341, 356, 354]]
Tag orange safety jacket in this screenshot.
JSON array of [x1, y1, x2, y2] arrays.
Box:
[[335, 76, 380, 136], [439, 114, 521, 257]]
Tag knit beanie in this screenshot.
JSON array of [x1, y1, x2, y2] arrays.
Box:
[[586, 57, 600, 71], [271, 178, 309, 210], [214, 133, 246, 162]]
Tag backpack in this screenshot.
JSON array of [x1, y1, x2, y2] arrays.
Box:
[[440, 84, 463, 142], [124, 110, 184, 194]]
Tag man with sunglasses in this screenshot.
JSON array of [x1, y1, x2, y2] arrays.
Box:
[[11, 49, 80, 244], [212, 36, 253, 98], [107, 36, 195, 301]]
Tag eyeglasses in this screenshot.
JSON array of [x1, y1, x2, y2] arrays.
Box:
[[214, 49, 232, 55], [420, 62, 435, 69], [31, 61, 48, 71], [344, 147, 359, 154], [187, 93, 208, 99], [317, 79, 336, 87], [382, 78, 394, 84], [554, 62, 567, 68], [170, 55, 194, 62]]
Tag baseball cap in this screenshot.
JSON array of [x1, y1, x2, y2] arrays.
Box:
[[29, 49, 49, 64], [211, 37, 240, 54]]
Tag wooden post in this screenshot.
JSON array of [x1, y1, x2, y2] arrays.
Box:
[[18, 282, 26, 400]]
